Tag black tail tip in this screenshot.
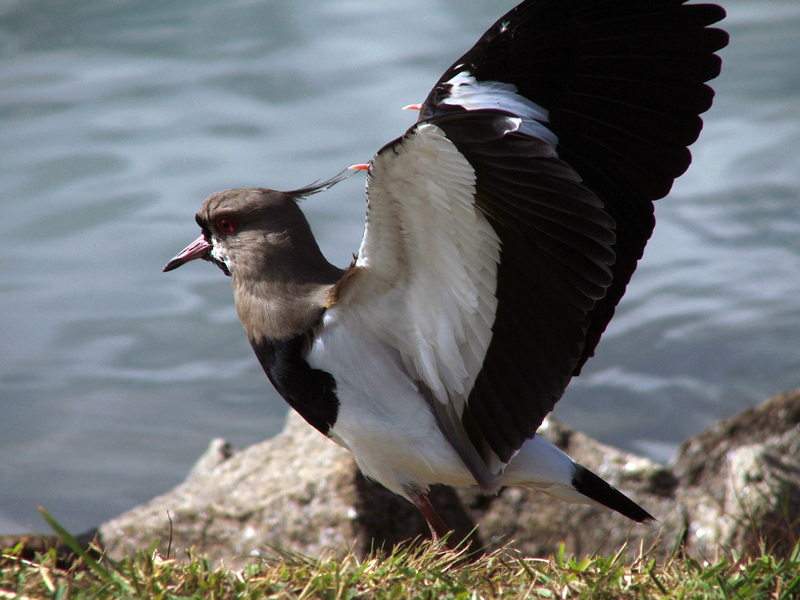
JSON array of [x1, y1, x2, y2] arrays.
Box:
[[572, 464, 655, 523]]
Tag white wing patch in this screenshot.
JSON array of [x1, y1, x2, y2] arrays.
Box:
[[345, 123, 501, 416], [442, 71, 559, 148]]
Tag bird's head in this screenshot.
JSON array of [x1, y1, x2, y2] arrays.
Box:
[[163, 187, 330, 282], [163, 180, 347, 342]]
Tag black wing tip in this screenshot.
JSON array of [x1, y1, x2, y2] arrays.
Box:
[[572, 464, 655, 523], [689, 2, 728, 27]]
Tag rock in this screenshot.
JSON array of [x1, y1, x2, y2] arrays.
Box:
[[99, 390, 800, 565], [670, 390, 800, 558], [100, 411, 478, 568]]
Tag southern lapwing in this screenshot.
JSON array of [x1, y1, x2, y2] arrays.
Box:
[[164, 0, 728, 539]]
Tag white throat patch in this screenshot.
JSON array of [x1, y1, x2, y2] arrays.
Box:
[[211, 239, 232, 272]]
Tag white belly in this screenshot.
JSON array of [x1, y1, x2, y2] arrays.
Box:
[[306, 309, 475, 497]]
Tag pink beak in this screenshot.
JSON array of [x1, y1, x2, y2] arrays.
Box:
[[163, 235, 211, 272]]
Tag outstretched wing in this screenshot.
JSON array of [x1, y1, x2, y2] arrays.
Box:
[[336, 0, 728, 484]]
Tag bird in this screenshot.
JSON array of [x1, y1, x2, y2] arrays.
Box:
[[164, 0, 728, 540]]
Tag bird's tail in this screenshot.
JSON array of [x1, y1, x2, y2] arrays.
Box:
[[502, 435, 654, 523], [568, 462, 654, 523]]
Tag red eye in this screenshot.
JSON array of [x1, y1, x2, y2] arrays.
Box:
[[215, 216, 237, 235]]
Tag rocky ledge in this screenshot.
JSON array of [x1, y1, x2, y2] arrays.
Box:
[[98, 390, 800, 568]]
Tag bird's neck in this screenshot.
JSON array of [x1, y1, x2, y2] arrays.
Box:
[[232, 260, 343, 344]]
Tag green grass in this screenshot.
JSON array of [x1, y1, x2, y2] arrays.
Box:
[[1, 511, 799, 599]]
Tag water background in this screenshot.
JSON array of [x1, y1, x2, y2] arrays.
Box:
[[2, 0, 799, 535]]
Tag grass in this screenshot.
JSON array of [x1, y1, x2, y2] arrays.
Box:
[[1, 511, 799, 599]]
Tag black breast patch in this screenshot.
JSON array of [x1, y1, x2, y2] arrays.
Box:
[[250, 332, 339, 435]]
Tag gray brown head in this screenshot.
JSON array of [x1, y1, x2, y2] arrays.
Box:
[[164, 187, 344, 342]]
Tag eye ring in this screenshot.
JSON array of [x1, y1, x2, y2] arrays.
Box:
[[215, 216, 238, 235]]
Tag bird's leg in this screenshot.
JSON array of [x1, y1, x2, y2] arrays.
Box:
[[406, 487, 451, 541]]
